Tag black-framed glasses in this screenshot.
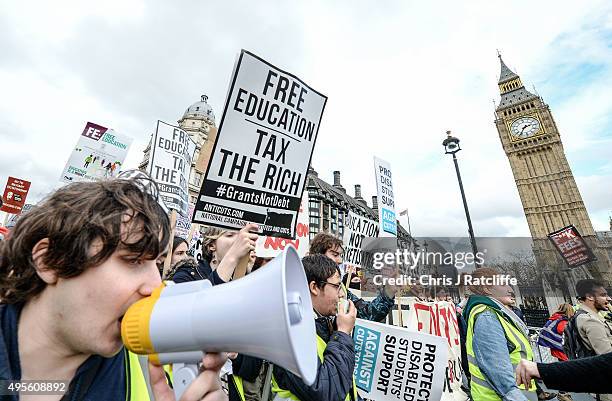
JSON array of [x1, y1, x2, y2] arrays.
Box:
[[320, 281, 343, 293]]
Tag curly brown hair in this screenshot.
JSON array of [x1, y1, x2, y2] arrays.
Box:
[[309, 232, 343, 256], [0, 175, 170, 304]]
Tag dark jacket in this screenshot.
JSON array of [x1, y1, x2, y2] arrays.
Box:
[[272, 315, 357, 401], [0, 303, 128, 401], [347, 289, 394, 323], [538, 352, 612, 393], [171, 258, 226, 285]]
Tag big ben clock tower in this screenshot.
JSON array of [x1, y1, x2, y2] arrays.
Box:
[[494, 54, 611, 289]]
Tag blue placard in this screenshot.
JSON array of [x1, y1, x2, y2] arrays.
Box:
[[353, 325, 381, 392], [381, 208, 397, 235]]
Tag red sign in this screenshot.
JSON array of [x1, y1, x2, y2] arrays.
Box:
[[1, 177, 31, 214], [548, 225, 596, 268]]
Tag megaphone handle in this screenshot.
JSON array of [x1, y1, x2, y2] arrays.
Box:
[[232, 253, 251, 280], [172, 363, 199, 399]]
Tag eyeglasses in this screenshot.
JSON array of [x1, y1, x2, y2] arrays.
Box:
[[320, 281, 343, 293]]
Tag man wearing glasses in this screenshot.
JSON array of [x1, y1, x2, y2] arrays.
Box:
[[272, 254, 359, 401], [309, 232, 396, 322]]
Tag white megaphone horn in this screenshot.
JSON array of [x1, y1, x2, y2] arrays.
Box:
[[121, 245, 317, 398]]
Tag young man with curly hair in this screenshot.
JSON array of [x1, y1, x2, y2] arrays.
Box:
[[0, 172, 226, 401]]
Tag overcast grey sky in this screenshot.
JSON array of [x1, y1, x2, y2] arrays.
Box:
[[1, 0, 610, 236]]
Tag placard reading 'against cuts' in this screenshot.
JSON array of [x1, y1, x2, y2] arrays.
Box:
[[353, 319, 448, 401], [193, 50, 327, 237]]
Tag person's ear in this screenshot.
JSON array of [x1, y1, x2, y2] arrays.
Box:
[[32, 238, 58, 284], [309, 281, 320, 297]]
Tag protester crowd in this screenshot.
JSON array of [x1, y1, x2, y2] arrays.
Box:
[[0, 173, 611, 401]]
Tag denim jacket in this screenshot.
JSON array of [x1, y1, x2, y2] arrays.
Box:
[[472, 309, 530, 401]]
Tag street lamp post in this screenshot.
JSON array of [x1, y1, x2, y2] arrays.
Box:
[[442, 131, 479, 266]]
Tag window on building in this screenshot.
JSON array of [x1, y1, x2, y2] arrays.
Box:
[[331, 208, 337, 219], [309, 216, 319, 226], [194, 172, 202, 187], [331, 222, 337, 232]]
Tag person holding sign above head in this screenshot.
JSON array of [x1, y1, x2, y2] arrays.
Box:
[[462, 267, 537, 401], [171, 224, 258, 284], [272, 254, 359, 401], [309, 233, 396, 322]]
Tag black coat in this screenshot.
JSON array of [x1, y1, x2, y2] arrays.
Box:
[[172, 258, 225, 285]]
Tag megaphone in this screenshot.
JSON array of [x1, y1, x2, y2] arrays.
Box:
[[121, 245, 317, 398]]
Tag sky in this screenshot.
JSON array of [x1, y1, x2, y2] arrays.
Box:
[[1, 0, 611, 237]]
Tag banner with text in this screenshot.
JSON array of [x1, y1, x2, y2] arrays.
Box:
[[193, 50, 327, 237], [60, 122, 132, 184], [374, 157, 397, 237], [548, 225, 596, 268], [6, 203, 35, 227], [401, 300, 466, 401], [343, 211, 380, 267], [176, 204, 195, 238], [0, 177, 31, 214], [256, 192, 309, 258], [353, 318, 448, 401], [149, 121, 196, 217]]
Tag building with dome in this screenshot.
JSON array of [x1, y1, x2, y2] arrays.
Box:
[[139, 95, 217, 205]]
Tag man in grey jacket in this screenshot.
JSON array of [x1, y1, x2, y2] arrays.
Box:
[[574, 279, 612, 401]]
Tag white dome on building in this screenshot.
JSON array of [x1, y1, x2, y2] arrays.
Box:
[[183, 94, 215, 122]]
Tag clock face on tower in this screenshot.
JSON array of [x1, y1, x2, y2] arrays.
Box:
[[510, 116, 541, 139]]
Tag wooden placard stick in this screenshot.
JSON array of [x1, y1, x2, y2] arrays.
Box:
[[163, 210, 178, 278], [397, 294, 404, 327]]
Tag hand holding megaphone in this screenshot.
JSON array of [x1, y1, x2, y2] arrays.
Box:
[[121, 246, 317, 399], [148, 352, 227, 401], [336, 300, 356, 335]]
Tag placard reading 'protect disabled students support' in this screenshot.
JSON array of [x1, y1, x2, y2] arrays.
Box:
[[193, 50, 327, 237], [353, 319, 448, 401]]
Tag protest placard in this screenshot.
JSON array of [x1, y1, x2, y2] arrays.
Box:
[[0, 177, 31, 214], [149, 121, 196, 217], [6, 203, 34, 228], [374, 157, 397, 237], [548, 225, 596, 268], [401, 300, 467, 401], [193, 50, 327, 237], [255, 192, 309, 258], [187, 229, 203, 262], [176, 204, 195, 239], [343, 211, 380, 267], [60, 122, 132, 183], [353, 318, 448, 401]]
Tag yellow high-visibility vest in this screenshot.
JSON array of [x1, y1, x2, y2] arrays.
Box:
[[466, 304, 535, 401], [271, 335, 357, 401]]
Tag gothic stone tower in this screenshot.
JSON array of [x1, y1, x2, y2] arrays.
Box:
[[493, 55, 611, 290]]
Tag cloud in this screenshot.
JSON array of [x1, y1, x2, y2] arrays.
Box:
[[1, 0, 610, 236]]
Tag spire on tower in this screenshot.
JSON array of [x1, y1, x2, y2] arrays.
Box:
[[498, 52, 519, 84]]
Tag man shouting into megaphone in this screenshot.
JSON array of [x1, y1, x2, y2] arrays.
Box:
[[272, 254, 359, 401], [0, 172, 227, 401]]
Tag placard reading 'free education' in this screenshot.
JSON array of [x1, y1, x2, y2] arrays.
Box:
[[353, 319, 448, 401], [149, 121, 196, 217], [193, 50, 327, 237], [60, 122, 132, 184]]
